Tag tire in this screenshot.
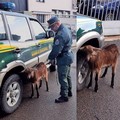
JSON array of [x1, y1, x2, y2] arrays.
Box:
[[0, 74, 23, 114], [77, 53, 89, 91]]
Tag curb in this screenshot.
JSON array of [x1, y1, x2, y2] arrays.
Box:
[[105, 35, 120, 41]]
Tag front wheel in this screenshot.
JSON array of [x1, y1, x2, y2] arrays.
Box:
[[0, 74, 23, 114]]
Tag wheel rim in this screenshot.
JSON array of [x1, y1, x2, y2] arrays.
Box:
[[78, 68, 88, 84], [78, 60, 89, 84], [6, 82, 21, 107], [78, 70, 84, 84]]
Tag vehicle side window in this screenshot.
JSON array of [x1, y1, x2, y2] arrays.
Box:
[[6, 15, 32, 42], [30, 19, 46, 40], [0, 15, 7, 40]]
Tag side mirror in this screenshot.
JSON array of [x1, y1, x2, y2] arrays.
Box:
[[46, 30, 55, 38]]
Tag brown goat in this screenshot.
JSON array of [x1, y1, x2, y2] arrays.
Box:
[[80, 44, 119, 92], [24, 62, 48, 98]]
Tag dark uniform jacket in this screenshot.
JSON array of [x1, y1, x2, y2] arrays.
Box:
[[48, 24, 74, 66]]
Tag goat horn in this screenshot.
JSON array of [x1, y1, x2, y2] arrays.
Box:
[[21, 69, 26, 73]]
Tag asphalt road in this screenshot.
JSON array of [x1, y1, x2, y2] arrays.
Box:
[[77, 40, 120, 120], [0, 48, 76, 120]]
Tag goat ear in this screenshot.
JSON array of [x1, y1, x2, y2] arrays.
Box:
[[79, 46, 85, 50], [87, 50, 97, 61], [92, 51, 97, 56], [27, 69, 34, 79], [21, 69, 26, 73]]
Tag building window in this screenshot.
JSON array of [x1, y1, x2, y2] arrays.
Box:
[[37, 14, 45, 23], [65, 11, 70, 18], [52, 10, 57, 15], [58, 10, 63, 17], [52, 10, 71, 18], [36, 0, 45, 2], [52, 9, 65, 17]]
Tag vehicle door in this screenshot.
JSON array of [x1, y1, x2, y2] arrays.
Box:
[[29, 19, 53, 63], [5, 15, 38, 67], [0, 13, 15, 70]]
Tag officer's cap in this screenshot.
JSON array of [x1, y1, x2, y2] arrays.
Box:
[[47, 16, 59, 28]]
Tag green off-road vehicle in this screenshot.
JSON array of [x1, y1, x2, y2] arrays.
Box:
[[0, 2, 54, 114]]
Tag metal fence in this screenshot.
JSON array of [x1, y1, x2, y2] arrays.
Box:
[[77, 0, 120, 21]]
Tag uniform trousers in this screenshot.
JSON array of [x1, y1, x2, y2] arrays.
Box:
[[57, 65, 72, 97]]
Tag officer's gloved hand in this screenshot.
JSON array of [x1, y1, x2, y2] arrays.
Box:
[[46, 59, 56, 65], [49, 59, 56, 72]]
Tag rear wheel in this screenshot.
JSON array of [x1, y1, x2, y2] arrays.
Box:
[[0, 74, 23, 114]]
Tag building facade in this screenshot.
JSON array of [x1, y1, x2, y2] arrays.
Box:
[[27, 0, 77, 24], [0, 0, 77, 30]]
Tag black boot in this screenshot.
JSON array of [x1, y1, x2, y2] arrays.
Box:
[[55, 96, 68, 103], [68, 90, 72, 97]]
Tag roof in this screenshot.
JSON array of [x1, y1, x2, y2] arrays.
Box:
[[0, 10, 35, 19]]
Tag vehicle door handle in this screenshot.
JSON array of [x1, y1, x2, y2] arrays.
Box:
[[14, 48, 21, 53]]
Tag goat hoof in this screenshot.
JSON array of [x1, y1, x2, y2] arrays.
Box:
[[110, 85, 114, 88], [94, 89, 98, 92], [87, 84, 92, 89], [100, 74, 106, 78], [30, 95, 33, 98], [87, 85, 91, 89], [37, 95, 39, 98]]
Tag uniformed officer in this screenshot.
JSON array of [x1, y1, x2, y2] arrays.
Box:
[[47, 16, 74, 103]]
